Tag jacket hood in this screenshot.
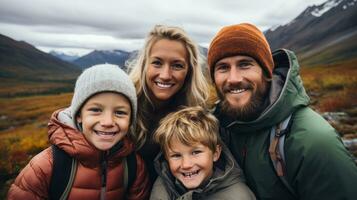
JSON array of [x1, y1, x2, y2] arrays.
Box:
[[48, 109, 135, 167], [217, 49, 310, 132], [154, 145, 243, 198]]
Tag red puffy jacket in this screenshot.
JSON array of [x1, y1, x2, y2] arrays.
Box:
[[7, 110, 150, 200]]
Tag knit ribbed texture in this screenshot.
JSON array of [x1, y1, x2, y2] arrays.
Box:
[[70, 63, 137, 127]]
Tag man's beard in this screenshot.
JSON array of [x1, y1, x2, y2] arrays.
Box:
[[218, 78, 270, 121]]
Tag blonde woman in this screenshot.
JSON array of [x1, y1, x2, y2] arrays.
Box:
[[127, 25, 210, 183]]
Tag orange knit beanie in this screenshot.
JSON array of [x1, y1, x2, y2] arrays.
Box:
[[207, 23, 274, 80]]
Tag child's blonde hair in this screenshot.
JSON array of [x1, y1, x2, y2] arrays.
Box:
[[153, 106, 221, 154]]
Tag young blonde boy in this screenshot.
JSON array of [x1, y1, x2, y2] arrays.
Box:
[[8, 64, 150, 200], [150, 106, 255, 200]]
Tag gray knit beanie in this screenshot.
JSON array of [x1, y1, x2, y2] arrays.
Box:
[[70, 63, 137, 129]]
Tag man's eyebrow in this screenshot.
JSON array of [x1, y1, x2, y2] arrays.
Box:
[[215, 61, 228, 66], [239, 58, 255, 63]]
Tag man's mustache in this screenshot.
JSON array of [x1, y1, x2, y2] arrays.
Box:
[[222, 81, 254, 93]]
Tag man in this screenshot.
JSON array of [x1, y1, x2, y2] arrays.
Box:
[[207, 23, 357, 200]]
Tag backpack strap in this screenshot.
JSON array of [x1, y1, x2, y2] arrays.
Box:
[[269, 114, 298, 198], [122, 156, 128, 192], [49, 145, 78, 200], [123, 152, 137, 193]]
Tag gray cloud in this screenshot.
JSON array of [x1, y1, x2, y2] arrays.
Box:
[[0, 0, 326, 55]]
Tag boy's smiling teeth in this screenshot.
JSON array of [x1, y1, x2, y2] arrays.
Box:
[[182, 170, 199, 178], [95, 130, 116, 136], [156, 82, 173, 88]]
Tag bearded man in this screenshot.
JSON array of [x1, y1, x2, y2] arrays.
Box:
[[207, 23, 357, 200]]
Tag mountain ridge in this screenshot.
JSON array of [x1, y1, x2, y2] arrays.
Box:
[[0, 33, 81, 80], [265, 0, 357, 65], [73, 49, 131, 70]]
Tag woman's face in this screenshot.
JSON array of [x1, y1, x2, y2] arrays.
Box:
[[145, 39, 189, 104]]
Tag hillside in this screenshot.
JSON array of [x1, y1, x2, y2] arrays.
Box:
[[264, 0, 357, 150], [0, 34, 81, 80], [0, 34, 81, 97], [265, 0, 357, 65]]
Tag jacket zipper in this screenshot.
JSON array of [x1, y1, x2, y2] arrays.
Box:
[[240, 135, 249, 172], [100, 152, 108, 200], [241, 144, 247, 171]]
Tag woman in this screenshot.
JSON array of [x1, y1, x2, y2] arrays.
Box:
[[127, 25, 210, 183]]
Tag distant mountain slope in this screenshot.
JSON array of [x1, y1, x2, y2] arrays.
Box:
[[73, 50, 130, 70], [70, 45, 209, 71], [50, 50, 80, 62], [265, 0, 357, 65], [0, 33, 81, 80]]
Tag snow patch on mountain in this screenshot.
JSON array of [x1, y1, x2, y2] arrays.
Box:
[[343, 0, 356, 9], [311, 0, 343, 17], [269, 25, 280, 32], [50, 50, 80, 62]]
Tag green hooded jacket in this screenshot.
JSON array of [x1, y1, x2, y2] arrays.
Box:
[[214, 49, 357, 200]]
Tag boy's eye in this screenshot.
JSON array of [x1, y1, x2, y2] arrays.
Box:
[[192, 150, 202, 155], [88, 107, 101, 113], [169, 153, 181, 159]]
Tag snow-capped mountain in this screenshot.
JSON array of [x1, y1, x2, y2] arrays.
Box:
[[49, 50, 80, 62], [265, 0, 357, 64], [311, 0, 343, 17]]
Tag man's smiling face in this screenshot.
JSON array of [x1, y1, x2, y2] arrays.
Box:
[[214, 55, 270, 121]]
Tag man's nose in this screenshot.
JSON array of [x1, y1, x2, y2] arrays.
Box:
[[227, 66, 243, 84]]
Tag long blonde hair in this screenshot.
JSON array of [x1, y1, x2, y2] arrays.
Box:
[[127, 24, 210, 149]]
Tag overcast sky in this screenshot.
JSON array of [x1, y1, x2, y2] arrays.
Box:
[[0, 0, 327, 56]]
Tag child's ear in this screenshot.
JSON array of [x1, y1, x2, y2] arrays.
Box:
[[76, 114, 82, 123], [213, 145, 222, 162]]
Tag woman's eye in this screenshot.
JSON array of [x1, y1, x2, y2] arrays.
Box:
[[172, 63, 184, 69], [151, 60, 162, 67], [115, 110, 128, 116]]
